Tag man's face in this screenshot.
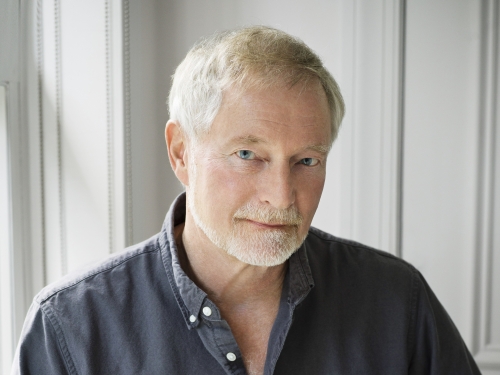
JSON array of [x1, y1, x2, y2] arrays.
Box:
[[186, 79, 331, 266]]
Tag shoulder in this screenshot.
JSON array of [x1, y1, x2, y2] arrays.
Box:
[[306, 226, 414, 267], [15, 233, 179, 374], [302, 227, 422, 335], [304, 226, 418, 288], [35, 233, 163, 306]]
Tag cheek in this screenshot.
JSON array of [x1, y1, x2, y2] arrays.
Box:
[[295, 171, 326, 221], [198, 161, 255, 219]]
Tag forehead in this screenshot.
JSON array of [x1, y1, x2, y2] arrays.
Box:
[[205, 80, 331, 147]]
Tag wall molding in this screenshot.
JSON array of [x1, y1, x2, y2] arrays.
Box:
[[1, 0, 35, 363], [109, 0, 126, 253], [105, 0, 114, 255], [474, 0, 500, 369], [35, 0, 130, 279], [40, 0, 65, 283], [36, 0, 47, 285], [54, 0, 67, 276], [0, 81, 15, 375], [379, 0, 405, 257], [123, 0, 133, 247], [336, 0, 405, 255]]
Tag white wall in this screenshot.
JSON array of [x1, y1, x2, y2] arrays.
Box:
[[403, 0, 481, 349], [2, 0, 499, 372], [402, 1, 500, 370], [0, 1, 30, 373]]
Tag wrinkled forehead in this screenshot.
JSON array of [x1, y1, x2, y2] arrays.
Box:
[[221, 77, 331, 130], [195, 79, 332, 149], [186, 74, 332, 149]]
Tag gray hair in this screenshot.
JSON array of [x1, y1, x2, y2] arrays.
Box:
[[168, 26, 345, 143]]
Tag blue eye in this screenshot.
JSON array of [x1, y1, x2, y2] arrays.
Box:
[[237, 150, 255, 160], [300, 158, 319, 166]]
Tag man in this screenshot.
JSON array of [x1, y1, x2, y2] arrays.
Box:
[[13, 26, 480, 374]]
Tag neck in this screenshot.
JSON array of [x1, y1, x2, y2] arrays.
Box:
[[177, 207, 287, 375], [175, 209, 287, 309]]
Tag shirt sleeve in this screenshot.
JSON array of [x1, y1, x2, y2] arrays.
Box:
[[11, 300, 75, 375], [408, 271, 481, 374]]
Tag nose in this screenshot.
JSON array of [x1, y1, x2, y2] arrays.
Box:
[[259, 162, 295, 210]]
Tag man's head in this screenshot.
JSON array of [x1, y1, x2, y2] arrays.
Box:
[[168, 26, 344, 144], [166, 26, 344, 267]]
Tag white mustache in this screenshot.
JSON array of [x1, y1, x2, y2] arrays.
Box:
[[233, 203, 303, 226]]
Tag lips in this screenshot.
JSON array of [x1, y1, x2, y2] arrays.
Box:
[[232, 203, 303, 227], [239, 218, 294, 229]]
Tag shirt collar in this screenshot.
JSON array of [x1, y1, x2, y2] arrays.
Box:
[[159, 192, 315, 328], [289, 237, 315, 306]]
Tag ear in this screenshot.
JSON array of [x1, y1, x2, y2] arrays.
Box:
[[165, 120, 190, 186]]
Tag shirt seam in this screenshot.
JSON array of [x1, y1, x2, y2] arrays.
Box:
[[37, 247, 160, 304], [159, 235, 192, 327], [39, 302, 80, 375], [207, 320, 228, 363], [308, 229, 415, 267], [299, 242, 313, 281], [294, 248, 313, 300]]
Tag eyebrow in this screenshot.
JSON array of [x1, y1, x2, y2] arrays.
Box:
[[306, 144, 330, 155], [228, 134, 330, 155], [230, 135, 269, 145]]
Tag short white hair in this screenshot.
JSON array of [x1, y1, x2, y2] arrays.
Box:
[[168, 26, 345, 143]]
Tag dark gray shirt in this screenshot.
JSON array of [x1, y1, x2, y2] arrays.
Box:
[[12, 193, 480, 374]]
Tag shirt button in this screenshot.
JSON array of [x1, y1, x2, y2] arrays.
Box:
[[226, 352, 237, 362], [189, 315, 196, 323], [202, 306, 212, 316]]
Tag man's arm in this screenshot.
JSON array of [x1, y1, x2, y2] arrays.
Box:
[[11, 300, 74, 375], [409, 271, 481, 374]]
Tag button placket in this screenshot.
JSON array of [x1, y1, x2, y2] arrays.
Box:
[[194, 299, 245, 373]]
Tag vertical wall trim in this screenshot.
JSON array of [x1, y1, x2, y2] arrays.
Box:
[[123, 0, 133, 246], [105, 0, 114, 254], [378, 0, 406, 255], [348, 0, 358, 239], [36, 0, 47, 286], [0, 81, 15, 374], [395, 0, 406, 258], [486, 0, 499, 350], [338, 0, 405, 253], [53, 0, 67, 275], [474, 0, 500, 369]]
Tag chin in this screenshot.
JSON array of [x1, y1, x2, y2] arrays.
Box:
[[223, 227, 307, 267]]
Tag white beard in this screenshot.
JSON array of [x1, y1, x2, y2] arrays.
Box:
[[187, 181, 306, 267]]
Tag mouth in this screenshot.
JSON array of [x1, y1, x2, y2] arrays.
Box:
[[240, 219, 294, 229]]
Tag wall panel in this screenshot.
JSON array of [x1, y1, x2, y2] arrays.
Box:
[[38, 0, 127, 283], [403, 0, 481, 348], [331, 0, 404, 254], [59, 0, 109, 272], [41, 0, 65, 284], [1, 0, 31, 369], [474, 0, 500, 370]]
